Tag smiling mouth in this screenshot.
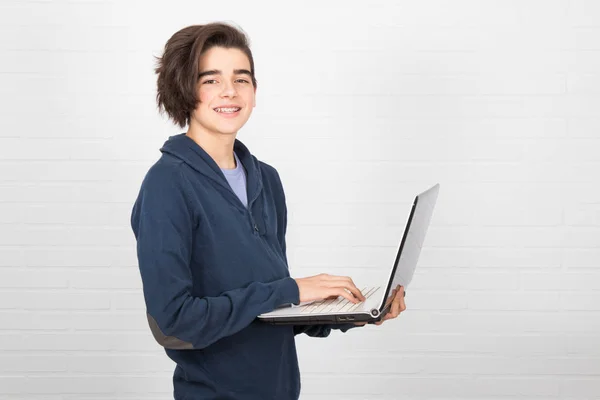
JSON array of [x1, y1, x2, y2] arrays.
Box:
[[214, 107, 241, 113]]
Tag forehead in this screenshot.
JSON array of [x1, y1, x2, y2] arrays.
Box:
[[198, 46, 251, 72]]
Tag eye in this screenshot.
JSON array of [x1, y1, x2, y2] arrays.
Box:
[[235, 79, 250, 84], [202, 79, 217, 84]]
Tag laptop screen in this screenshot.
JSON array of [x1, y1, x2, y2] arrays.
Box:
[[379, 184, 440, 312]]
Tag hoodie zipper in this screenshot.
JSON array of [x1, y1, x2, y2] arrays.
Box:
[[247, 203, 287, 268], [217, 158, 286, 268], [249, 211, 260, 235], [245, 189, 260, 235]]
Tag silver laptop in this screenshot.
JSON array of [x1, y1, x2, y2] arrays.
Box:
[[258, 183, 440, 325]]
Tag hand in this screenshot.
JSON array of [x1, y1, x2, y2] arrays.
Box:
[[294, 273, 366, 304], [354, 285, 406, 326]]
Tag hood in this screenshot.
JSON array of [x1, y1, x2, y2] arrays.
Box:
[[159, 133, 263, 208]]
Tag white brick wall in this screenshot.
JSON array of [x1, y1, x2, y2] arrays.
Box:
[[1, 0, 599, 398]]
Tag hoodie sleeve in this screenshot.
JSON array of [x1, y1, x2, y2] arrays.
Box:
[[131, 165, 300, 350], [272, 169, 360, 337]]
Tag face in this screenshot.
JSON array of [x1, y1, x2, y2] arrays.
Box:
[[191, 46, 256, 137]]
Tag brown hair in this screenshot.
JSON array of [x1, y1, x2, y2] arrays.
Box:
[[154, 22, 257, 128]]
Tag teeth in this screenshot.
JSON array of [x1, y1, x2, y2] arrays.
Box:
[[215, 107, 240, 113]]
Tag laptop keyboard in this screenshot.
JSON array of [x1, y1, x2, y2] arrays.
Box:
[[298, 287, 380, 314]]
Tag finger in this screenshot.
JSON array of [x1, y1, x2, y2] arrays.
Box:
[[338, 277, 365, 301], [398, 286, 405, 298], [332, 288, 359, 304], [391, 299, 400, 318], [345, 284, 366, 302], [397, 286, 406, 298], [399, 295, 406, 312], [397, 287, 407, 312], [328, 278, 365, 302], [384, 288, 397, 307], [393, 291, 403, 312], [326, 276, 360, 290], [345, 277, 366, 301]]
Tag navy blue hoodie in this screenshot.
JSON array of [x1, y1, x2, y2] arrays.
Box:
[[130, 133, 355, 399]]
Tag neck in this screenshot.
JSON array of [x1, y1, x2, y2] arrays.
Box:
[[185, 124, 237, 170]]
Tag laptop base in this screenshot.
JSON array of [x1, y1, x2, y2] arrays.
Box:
[[259, 304, 391, 325]]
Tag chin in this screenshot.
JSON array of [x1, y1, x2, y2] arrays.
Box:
[[215, 122, 247, 135], [212, 127, 239, 136]]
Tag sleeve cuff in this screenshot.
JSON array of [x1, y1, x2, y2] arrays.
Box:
[[276, 277, 300, 306]]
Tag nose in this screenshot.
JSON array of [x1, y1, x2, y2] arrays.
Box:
[[220, 80, 237, 98]]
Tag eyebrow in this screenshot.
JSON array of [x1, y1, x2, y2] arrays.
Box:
[[197, 69, 252, 80]]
